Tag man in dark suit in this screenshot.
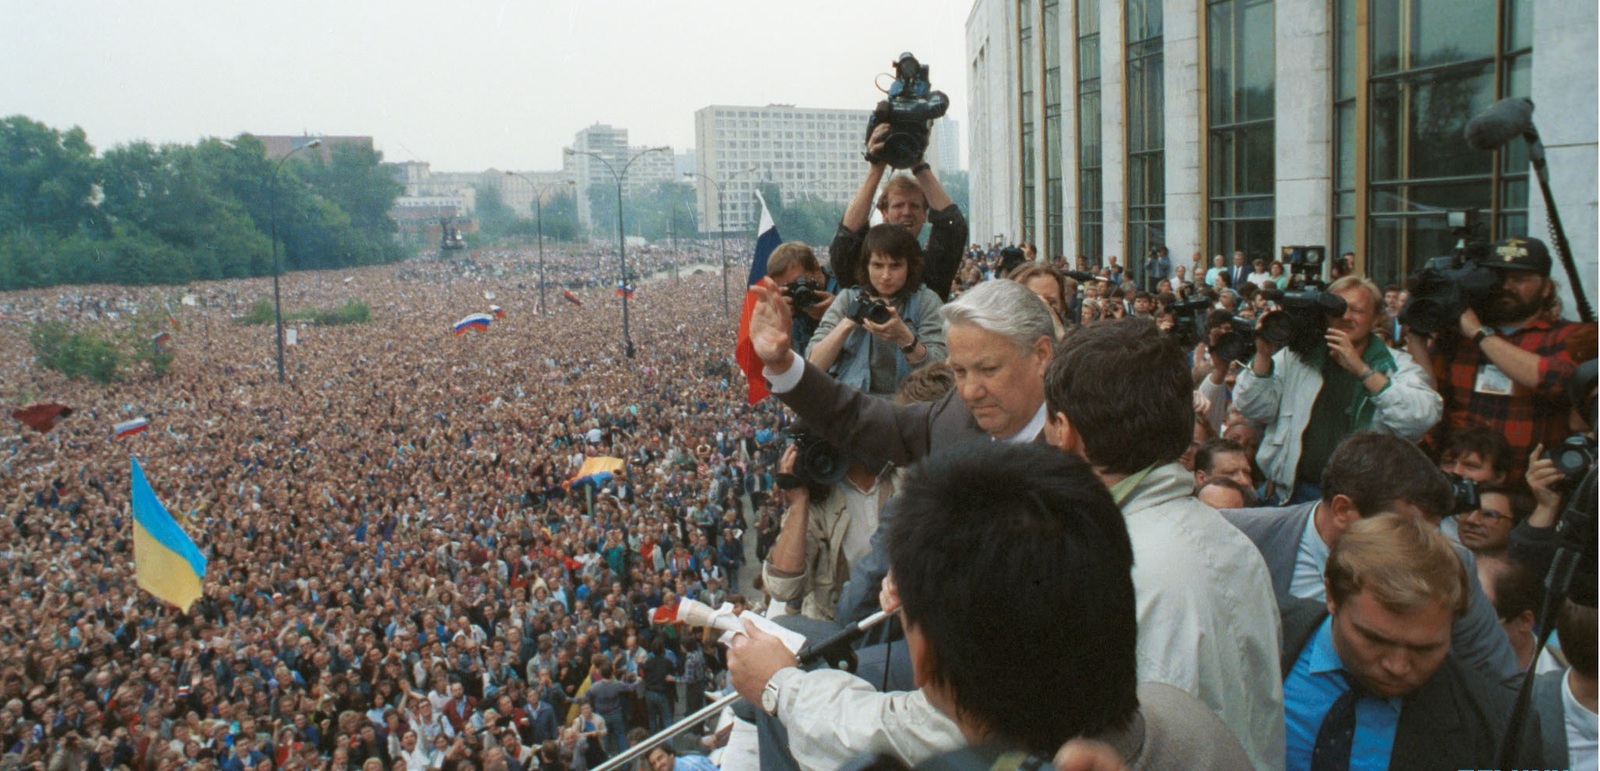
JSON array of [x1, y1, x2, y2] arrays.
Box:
[[1279, 514, 1542, 770], [1228, 250, 1250, 288], [1222, 431, 1520, 683], [1531, 601, 1598, 770]]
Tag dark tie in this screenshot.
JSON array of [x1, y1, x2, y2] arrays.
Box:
[[1311, 672, 1365, 771]]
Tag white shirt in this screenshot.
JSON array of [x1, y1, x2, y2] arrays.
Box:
[[1565, 669, 1598, 770], [1290, 505, 1331, 600], [838, 477, 883, 567]]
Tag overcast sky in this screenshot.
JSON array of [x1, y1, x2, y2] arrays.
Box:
[[2, 0, 970, 172]]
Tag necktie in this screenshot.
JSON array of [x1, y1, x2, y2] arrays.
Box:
[[1311, 672, 1365, 771]]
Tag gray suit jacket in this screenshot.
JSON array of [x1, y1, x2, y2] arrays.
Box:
[[1221, 503, 1521, 681], [1532, 669, 1571, 769]]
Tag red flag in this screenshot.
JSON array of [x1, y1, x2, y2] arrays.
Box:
[[735, 279, 773, 404], [11, 403, 73, 434], [562, 290, 583, 307]]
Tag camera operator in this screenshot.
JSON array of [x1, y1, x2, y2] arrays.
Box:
[[1406, 236, 1586, 480], [1234, 276, 1442, 505], [830, 124, 967, 303], [806, 224, 946, 398], [1143, 246, 1171, 293], [766, 242, 836, 357]]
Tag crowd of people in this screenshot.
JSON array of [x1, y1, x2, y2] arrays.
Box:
[[1, 246, 783, 771]]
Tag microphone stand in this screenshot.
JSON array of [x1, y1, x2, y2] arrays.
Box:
[[1523, 129, 1595, 322]]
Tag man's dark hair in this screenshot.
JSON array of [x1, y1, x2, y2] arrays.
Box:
[[1194, 438, 1248, 478], [888, 442, 1137, 756], [858, 224, 924, 297], [1558, 601, 1598, 679], [1439, 426, 1512, 478], [1046, 318, 1193, 474], [1196, 476, 1259, 507], [1320, 432, 1454, 518], [1480, 554, 1542, 623]]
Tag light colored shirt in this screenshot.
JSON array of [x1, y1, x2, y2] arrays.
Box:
[[838, 478, 883, 567], [1290, 506, 1330, 600], [1000, 402, 1048, 443], [1283, 617, 1401, 771], [1565, 669, 1599, 770]]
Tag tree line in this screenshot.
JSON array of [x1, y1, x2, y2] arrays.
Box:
[[0, 116, 407, 291]]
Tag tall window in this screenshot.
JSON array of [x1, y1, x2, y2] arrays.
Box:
[[1077, 0, 1103, 263], [1332, 0, 1357, 261], [1126, 0, 1164, 285], [1020, 0, 1037, 243], [1206, 0, 1275, 264], [1364, 0, 1532, 284], [1043, 0, 1064, 256]]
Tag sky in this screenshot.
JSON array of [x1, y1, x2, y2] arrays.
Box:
[[2, 0, 971, 173]]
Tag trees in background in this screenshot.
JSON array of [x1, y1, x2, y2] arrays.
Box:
[[0, 116, 406, 291]]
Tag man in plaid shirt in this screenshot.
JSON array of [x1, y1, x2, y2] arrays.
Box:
[[1411, 237, 1584, 480]]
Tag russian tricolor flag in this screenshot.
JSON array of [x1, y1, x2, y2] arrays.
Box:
[[453, 313, 493, 336], [152, 332, 171, 348], [490, 305, 505, 319], [130, 456, 207, 612], [616, 284, 635, 299], [114, 417, 149, 439], [736, 191, 783, 404]]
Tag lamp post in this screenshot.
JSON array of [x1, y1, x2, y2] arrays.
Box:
[[684, 166, 759, 316], [505, 172, 574, 312], [565, 145, 669, 358]]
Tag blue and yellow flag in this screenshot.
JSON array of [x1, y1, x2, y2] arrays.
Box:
[[130, 456, 206, 612]]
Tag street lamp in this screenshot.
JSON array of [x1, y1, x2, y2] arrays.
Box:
[[505, 172, 574, 312], [684, 166, 759, 316], [565, 145, 669, 358]]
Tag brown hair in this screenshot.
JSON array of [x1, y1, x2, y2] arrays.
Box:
[[875, 174, 927, 213], [766, 241, 820, 279], [858, 224, 924, 297], [1326, 514, 1469, 617], [895, 361, 956, 405]]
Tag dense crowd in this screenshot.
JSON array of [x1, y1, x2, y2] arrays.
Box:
[[0, 245, 782, 771]]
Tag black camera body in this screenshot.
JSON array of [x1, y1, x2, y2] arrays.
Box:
[[1212, 290, 1347, 364], [778, 430, 850, 500], [784, 277, 825, 312], [864, 53, 950, 169], [1551, 433, 1597, 491], [1442, 472, 1482, 516], [848, 295, 895, 326], [1399, 209, 1501, 335]]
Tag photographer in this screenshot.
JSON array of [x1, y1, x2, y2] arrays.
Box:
[[1143, 246, 1171, 292], [830, 124, 966, 302], [1234, 276, 1442, 505], [766, 242, 836, 357], [806, 224, 946, 398], [1408, 237, 1585, 480]]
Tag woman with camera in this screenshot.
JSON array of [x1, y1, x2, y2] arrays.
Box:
[[806, 223, 947, 397]]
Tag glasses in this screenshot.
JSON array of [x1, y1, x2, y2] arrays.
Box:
[[1468, 508, 1509, 522]]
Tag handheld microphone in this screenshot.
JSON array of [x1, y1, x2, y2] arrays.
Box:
[[1464, 97, 1535, 151], [796, 609, 893, 667]]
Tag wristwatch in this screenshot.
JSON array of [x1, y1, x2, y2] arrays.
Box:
[[900, 334, 920, 355], [760, 679, 782, 716], [1472, 327, 1497, 346]]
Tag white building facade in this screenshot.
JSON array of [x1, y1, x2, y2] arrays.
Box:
[[967, 0, 1598, 295], [692, 105, 880, 233]]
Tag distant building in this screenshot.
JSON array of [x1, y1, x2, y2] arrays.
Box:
[[693, 104, 875, 233], [930, 117, 963, 173], [493, 170, 570, 219], [565, 123, 677, 231]]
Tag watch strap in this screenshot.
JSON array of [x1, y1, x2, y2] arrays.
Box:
[[1473, 327, 1497, 346]]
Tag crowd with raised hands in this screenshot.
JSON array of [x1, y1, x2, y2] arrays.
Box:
[[0, 245, 780, 771]]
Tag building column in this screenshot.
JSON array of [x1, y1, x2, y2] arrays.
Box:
[[1099, 0, 1128, 263], [1273, 0, 1333, 255], [1530, 0, 1598, 312], [1162, 0, 1203, 269], [1058, 1, 1080, 260]]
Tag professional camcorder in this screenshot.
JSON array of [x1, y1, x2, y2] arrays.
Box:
[[847, 294, 895, 326], [1399, 209, 1501, 335], [1211, 289, 1346, 364], [777, 429, 849, 500], [783, 277, 826, 312], [865, 53, 950, 169]]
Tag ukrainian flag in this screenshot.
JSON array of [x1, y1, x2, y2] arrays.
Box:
[[130, 456, 207, 612]]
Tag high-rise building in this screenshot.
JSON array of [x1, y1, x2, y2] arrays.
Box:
[[565, 123, 677, 231], [967, 0, 1598, 293], [930, 117, 963, 173], [693, 105, 876, 233]]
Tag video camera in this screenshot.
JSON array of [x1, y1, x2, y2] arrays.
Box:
[[865, 53, 950, 169], [1399, 209, 1502, 335], [777, 429, 849, 501], [1209, 290, 1347, 364], [1280, 245, 1327, 280]]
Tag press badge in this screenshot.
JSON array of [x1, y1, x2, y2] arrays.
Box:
[[1475, 363, 1514, 395]]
